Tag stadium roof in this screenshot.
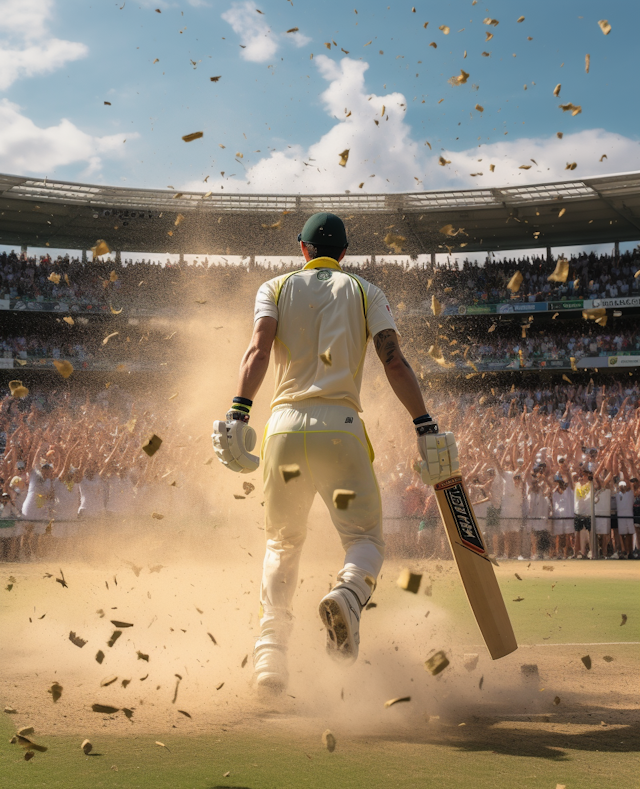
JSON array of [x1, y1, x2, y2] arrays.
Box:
[[1, 170, 639, 257]]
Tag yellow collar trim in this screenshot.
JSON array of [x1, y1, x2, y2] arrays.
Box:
[[302, 257, 343, 271]]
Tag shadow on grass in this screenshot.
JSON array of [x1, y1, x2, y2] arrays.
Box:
[[368, 707, 640, 761]]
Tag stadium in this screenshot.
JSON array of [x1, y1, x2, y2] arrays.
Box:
[[1, 4, 639, 789]]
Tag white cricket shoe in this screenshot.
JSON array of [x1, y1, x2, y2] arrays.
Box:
[[253, 640, 288, 695], [318, 587, 362, 665]]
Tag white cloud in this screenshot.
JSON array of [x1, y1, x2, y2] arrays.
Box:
[[221, 1, 278, 63], [180, 55, 640, 197], [221, 1, 311, 62], [0, 0, 88, 89], [0, 99, 136, 175]]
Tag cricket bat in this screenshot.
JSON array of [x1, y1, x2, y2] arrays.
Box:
[[434, 475, 517, 660]]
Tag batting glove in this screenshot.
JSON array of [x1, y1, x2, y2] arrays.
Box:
[[212, 409, 260, 474], [414, 416, 459, 486]]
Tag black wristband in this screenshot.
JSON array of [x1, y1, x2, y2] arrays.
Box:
[[413, 413, 433, 426], [233, 396, 253, 407]]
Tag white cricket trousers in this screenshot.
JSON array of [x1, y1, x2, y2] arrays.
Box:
[[259, 400, 384, 646]]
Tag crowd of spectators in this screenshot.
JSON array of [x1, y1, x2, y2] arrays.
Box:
[[1, 379, 639, 563], [2, 247, 639, 314]]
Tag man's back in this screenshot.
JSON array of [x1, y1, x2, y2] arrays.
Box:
[[255, 259, 395, 411]]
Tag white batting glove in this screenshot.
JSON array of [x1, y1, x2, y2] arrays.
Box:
[[212, 410, 260, 474], [415, 416, 459, 486]]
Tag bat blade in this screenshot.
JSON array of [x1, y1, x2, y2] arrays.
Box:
[[434, 475, 517, 660]]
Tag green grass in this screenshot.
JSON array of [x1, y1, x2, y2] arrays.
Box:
[[424, 569, 640, 645], [2, 723, 639, 789]]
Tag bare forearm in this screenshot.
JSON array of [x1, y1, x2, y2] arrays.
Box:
[[384, 360, 427, 420], [236, 346, 271, 402]]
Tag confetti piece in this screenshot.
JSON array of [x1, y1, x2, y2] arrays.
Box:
[[156, 741, 170, 751], [48, 272, 61, 284], [585, 53, 590, 73], [81, 739, 93, 754], [463, 654, 479, 671], [439, 25, 450, 34], [333, 490, 356, 510], [4, 707, 17, 714], [49, 682, 63, 702], [320, 349, 332, 366], [553, 696, 561, 706], [559, 103, 582, 116], [507, 271, 523, 292], [91, 239, 110, 257], [517, 16, 525, 23], [431, 295, 442, 315], [182, 131, 203, 142], [483, 18, 499, 26], [565, 163, 577, 171], [322, 730, 336, 752], [429, 41, 437, 48], [513, 596, 525, 602], [384, 696, 411, 708], [450, 69, 469, 85], [397, 568, 422, 593], [581, 655, 592, 670], [621, 614, 627, 626], [110, 620, 133, 629], [548, 258, 569, 283], [102, 331, 119, 345], [424, 650, 449, 675], [489, 163, 495, 171], [69, 631, 87, 648], [92, 703, 120, 715], [286, 27, 299, 33], [151, 512, 164, 520], [562, 374, 572, 384], [598, 19, 611, 35], [107, 630, 122, 648], [515, 573, 522, 580], [582, 307, 606, 321], [603, 655, 614, 663], [241, 654, 248, 668], [174, 214, 184, 227], [384, 232, 406, 253], [557, 132, 563, 139], [279, 464, 301, 483], [475, 103, 484, 112], [553, 84, 561, 97], [8, 380, 28, 398], [142, 434, 163, 457]]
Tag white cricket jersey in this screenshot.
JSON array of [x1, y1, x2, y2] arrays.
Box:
[[595, 488, 611, 530], [52, 478, 80, 520], [254, 258, 397, 412], [501, 471, 523, 518], [552, 487, 574, 519], [21, 471, 56, 519], [574, 482, 592, 516], [616, 489, 634, 517], [79, 476, 107, 518]]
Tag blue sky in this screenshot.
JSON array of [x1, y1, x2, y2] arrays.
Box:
[[1, 0, 638, 199]]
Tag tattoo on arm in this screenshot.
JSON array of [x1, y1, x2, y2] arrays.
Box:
[[374, 329, 412, 368]]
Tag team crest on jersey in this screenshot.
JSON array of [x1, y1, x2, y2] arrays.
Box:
[[317, 270, 332, 281]]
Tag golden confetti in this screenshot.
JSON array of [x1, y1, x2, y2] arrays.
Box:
[[397, 568, 422, 593], [450, 69, 469, 85], [517, 16, 525, 23], [384, 232, 406, 253], [338, 149, 350, 167], [48, 272, 61, 284], [439, 25, 450, 34], [322, 730, 336, 752], [439, 224, 464, 236], [49, 682, 63, 702], [559, 103, 582, 116], [91, 239, 110, 258], [174, 214, 185, 226], [565, 163, 577, 171], [597, 20, 611, 35], [428, 344, 454, 368], [438, 155, 450, 166], [333, 489, 356, 510], [109, 304, 123, 315], [81, 739, 92, 754], [483, 18, 499, 26], [585, 53, 590, 73], [142, 434, 163, 457], [384, 696, 411, 708], [548, 258, 569, 283], [562, 374, 572, 384], [320, 349, 332, 366], [475, 103, 484, 112], [261, 220, 282, 230], [557, 132, 563, 139], [424, 650, 450, 675], [53, 359, 73, 379], [507, 271, 523, 292], [519, 165, 531, 170], [553, 84, 561, 97], [485, 32, 493, 41], [9, 380, 29, 398], [431, 295, 442, 316], [182, 131, 203, 142], [600, 154, 608, 162], [481, 51, 491, 57], [286, 27, 299, 33], [102, 332, 119, 345], [429, 41, 437, 48], [279, 464, 301, 483]]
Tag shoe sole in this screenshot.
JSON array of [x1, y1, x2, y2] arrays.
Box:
[[256, 675, 286, 697], [319, 598, 355, 663]]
